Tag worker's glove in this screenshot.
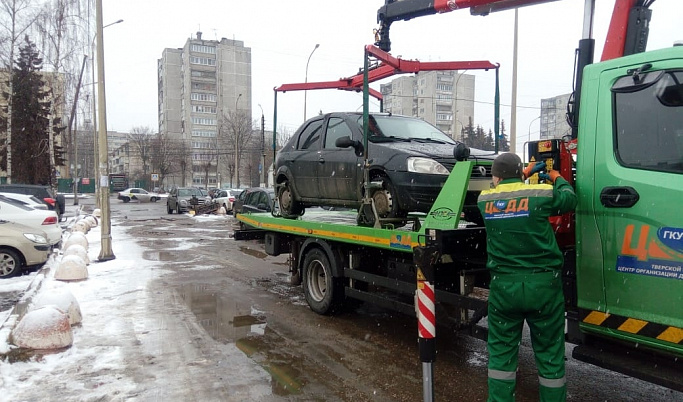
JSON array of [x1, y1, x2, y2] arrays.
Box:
[[523, 161, 546, 179], [539, 170, 561, 184]]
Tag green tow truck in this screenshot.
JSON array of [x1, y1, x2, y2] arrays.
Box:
[[235, 2, 683, 392]]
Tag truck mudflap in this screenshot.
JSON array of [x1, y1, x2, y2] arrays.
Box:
[[572, 337, 683, 392]]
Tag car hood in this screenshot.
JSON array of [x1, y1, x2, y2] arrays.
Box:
[[370, 140, 497, 162]]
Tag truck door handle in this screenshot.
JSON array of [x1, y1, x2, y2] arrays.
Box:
[[600, 186, 640, 208]]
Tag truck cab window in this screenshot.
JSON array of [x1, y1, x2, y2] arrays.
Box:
[[613, 70, 683, 174]]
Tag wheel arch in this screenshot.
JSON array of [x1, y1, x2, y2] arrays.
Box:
[[298, 238, 344, 279]]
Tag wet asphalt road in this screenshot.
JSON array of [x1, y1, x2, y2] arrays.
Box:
[[96, 197, 681, 401]]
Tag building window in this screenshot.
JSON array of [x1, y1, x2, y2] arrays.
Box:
[[191, 141, 213, 149], [191, 130, 216, 137], [191, 93, 216, 102], [192, 105, 217, 114], [191, 44, 216, 54], [190, 56, 216, 66], [192, 117, 217, 125], [192, 82, 216, 91], [191, 70, 216, 79]]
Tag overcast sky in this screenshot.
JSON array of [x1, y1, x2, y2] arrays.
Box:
[[98, 0, 682, 152]]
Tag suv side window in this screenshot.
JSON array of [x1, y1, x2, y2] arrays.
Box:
[[297, 120, 323, 150], [324, 117, 353, 149]]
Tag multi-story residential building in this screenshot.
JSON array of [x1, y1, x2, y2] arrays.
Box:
[[540, 93, 572, 140], [380, 70, 475, 140], [158, 31, 252, 188]]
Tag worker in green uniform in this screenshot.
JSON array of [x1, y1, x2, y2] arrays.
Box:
[[477, 152, 577, 402]]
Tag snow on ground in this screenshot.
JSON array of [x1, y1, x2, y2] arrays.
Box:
[[0, 211, 275, 401]]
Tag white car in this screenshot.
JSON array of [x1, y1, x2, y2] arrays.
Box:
[[0, 192, 49, 210], [0, 220, 51, 278], [0, 195, 62, 246], [214, 189, 243, 213], [117, 188, 161, 203]]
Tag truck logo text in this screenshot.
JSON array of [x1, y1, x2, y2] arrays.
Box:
[[657, 227, 683, 253]]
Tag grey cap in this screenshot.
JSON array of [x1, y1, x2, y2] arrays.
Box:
[[491, 153, 523, 179]]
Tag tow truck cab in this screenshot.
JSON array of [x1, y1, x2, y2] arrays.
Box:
[[566, 45, 683, 372]]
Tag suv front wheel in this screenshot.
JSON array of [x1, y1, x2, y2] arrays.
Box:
[[278, 180, 304, 218]]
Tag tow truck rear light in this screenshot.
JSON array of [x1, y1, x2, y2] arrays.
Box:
[[42, 216, 58, 225], [43, 197, 56, 207]]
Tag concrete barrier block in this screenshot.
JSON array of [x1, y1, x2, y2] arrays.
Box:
[[54, 255, 88, 281], [63, 232, 88, 251], [11, 305, 73, 350], [64, 244, 89, 265], [30, 283, 82, 325]]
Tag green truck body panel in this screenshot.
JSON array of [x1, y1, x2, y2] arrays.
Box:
[[238, 162, 473, 251], [576, 46, 683, 353]]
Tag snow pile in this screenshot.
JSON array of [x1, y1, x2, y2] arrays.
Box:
[[10, 305, 73, 349], [72, 219, 90, 234], [54, 255, 88, 281]]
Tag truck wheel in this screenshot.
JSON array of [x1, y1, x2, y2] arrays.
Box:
[[302, 248, 340, 315], [0, 248, 23, 278], [278, 180, 304, 218]]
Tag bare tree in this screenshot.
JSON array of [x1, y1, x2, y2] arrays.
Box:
[[0, 0, 40, 183], [34, 0, 86, 191], [128, 125, 153, 180], [173, 139, 191, 187], [221, 110, 253, 188], [149, 132, 174, 189]]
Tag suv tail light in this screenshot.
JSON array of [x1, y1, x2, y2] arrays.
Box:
[[43, 197, 56, 207], [229, 197, 235, 202], [42, 216, 58, 225]]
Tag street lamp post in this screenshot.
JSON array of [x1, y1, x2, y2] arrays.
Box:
[[258, 104, 265, 187], [91, 18, 123, 209], [303, 44, 319, 122], [234, 93, 242, 187], [95, 0, 118, 261]]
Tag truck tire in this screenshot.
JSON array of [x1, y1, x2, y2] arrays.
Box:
[[302, 248, 341, 315], [0, 247, 23, 278]]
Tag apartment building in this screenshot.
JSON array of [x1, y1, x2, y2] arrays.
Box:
[[158, 32, 251, 187], [380, 70, 475, 140], [540, 93, 572, 140]]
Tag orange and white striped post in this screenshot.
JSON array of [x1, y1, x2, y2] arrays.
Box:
[[414, 247, 438, 402]]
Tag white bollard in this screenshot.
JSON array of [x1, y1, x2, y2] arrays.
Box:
[[93, 208, 101, 218], [11, 306, 73, 350], [72, 220, 90, 234], [63, 232, 88, 251], [85, 215, 98, 227], [54, 255, 88, 281], [30, 284, 83, 325], [218, 206, 227, 215], [63, 244, 89, 265]]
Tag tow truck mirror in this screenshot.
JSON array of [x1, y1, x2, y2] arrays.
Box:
[[453, 142, 471, 161]]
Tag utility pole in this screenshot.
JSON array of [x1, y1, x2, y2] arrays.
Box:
[[234, 93, 242, 187], [96, 0, 115, 261]]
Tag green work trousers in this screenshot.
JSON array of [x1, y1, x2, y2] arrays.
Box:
[[487, 271, 566, 402]]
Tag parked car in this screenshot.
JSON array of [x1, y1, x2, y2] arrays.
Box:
[[273, 112, 494, 223], [0, 192, 48, 210], [0, 184, 66, 220], [117, 188, 161, 203], [0, 195, 62, 246], [166, 187, 207, 214], [233, 187, 276, 215], [214, 189, 243, 213], [0, 220, 51, 278]]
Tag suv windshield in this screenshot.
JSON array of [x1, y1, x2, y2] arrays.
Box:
[[359, 115, 456, 144], [178, 188, 202, 197]]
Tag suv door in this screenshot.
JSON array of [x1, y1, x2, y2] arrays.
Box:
[[318, 116, 360, 202]]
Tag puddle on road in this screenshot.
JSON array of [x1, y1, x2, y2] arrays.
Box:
[[239, 245, 268, 259], [142, 250, 187, 261], [176, 283, 306, 395]]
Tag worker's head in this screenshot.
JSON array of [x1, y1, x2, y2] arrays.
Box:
[[491, 152, 523, 186]]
